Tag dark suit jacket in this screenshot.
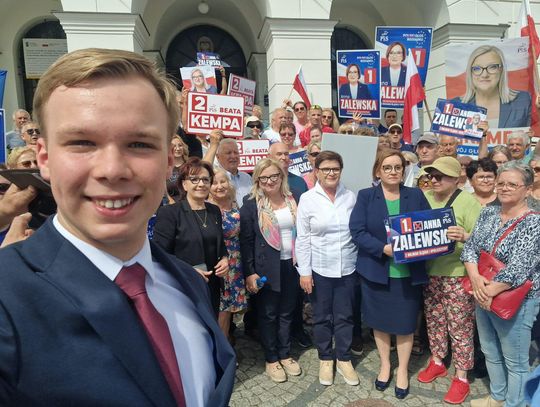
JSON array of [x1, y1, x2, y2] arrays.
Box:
[[0, 219, 235, 406], [339, 83, 372, 100], [240, 197, 283, 292], [349, 184, 430, 286], [153, 200, 228, 268], [381, 65, 407, 87]]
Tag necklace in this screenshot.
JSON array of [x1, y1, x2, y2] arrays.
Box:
[[193, 209, 208, 228]]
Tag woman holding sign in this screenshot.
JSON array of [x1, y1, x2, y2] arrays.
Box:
[[349, 149, 430, 399], [460, 45, 531, 129]]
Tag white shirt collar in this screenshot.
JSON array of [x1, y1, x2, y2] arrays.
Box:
[[314, 180, 345, 200], [52, 215, 155, 282]]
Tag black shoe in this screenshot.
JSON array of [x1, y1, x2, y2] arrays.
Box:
[[374, 374, 392, 391], [351, 336, 364, 356], [395, 385, 410, 400], [291, 329, 312, 348]]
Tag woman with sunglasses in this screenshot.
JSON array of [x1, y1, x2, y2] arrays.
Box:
[[462, 161, 540, 407], [302, 140, 321, 189], [349, 149, 431, 399], [321, 108, 340, 132], [7, 147, 38, 170], [418, 156, 482, 404], [240, 158, 302, 383], [459, 45, 530, 128], [153, 157, 229, 315]]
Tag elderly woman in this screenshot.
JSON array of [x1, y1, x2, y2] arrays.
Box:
[[7, 147, 38, 169], [418, 156, 482, 404], [350, 149, 431, 399], [488, 145, 512, 168], [153, 157, 229, 315], [467, 158, 498, 206], [462, 162, 540, 407], [240, 158, 302, 383], [302, 140, 321, 189], [167, 135, 189, 200], [322, 108, 340, 132], [296, 151, 359, 386], [381, 41, 407, 87], [208, 168, 247, 342], [460, 45, 531, 128]]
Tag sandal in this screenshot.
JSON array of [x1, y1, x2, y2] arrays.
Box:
[[411, 335, 424, 356]]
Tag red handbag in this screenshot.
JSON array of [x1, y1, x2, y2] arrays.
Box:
[[461, 212, 536, 320]]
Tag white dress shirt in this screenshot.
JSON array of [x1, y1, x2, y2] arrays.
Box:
[[225, 169, 252, 207], [296, 182, 357, 278], [53, 216, 216, 407]]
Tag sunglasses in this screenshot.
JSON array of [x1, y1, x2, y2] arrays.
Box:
[[294, 107, 306, 112], [322, 115, 333, 119], [18, 160, 38, 168], [247, 123, 262, 129], [0, 183, 10, 193], [310, 104, 322, 111], [25, 128, 40, 135], [427, 173, 445, 182], [309, 152, 320, 158]]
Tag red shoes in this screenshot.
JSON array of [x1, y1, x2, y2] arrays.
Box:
[[444, 377, 470, 404], [417, 358, 447, 383]]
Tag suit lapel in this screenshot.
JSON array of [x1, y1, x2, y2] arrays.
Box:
[[180, 200, 205, 257], [375, 184, 389, 217], [22, 222, 176, 407], [399, 185, 410, 213], [499, 100, 511, 128]]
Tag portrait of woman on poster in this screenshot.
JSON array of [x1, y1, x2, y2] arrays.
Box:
[[459, 45, 531, 129], [338, 63, 372, 100], [381, 42, 407, 87]]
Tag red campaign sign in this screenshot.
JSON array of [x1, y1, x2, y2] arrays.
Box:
[[187, 92, 245, 138], [236, 139, 269, 172], [227, 74, 256, 115]]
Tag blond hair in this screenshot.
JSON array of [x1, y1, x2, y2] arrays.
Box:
[[7, 147, 36, 169], [33, 48, 180, 139], [249, 158, 291, 203]]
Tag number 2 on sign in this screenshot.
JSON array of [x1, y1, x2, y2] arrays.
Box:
[[193, 95, 207, 111]]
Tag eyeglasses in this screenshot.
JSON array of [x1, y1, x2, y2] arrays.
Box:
[[471, 64, 501, 76], [18, 159, 38, 168], [0, 183, 10, 193], [309, 152, 320, 158], [474, 175, 495, 182], [294, 106, 305, 112], [280, 132, 295, 138], [192, 75, 204, 79], [318, 167, 341, 175], [322, 115, 333, 119], [247, 123, 262, 129], [382, 165, 403, 173], [389, 50, 403, 55], [427, 173, 445, 182], [187, 176, 211, 185], [258, 173, 281, 184], [25, 128, 40, 135], [495, 182, 525, 191], [388, 130, 402, 135]]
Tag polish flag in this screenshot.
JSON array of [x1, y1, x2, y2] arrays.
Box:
[[292, 66, 311, 109], [518, 0, 540, 127], [402, 49, 425, 144]]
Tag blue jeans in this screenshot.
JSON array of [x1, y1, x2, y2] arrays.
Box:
[[476, 297, 540, 407]]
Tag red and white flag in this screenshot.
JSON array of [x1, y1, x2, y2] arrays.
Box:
[[518, 0, 540, 128], [402, 49, 425, 144], [292, 66, 311, 109]]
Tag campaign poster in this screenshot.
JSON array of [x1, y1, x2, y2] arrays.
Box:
[[187, 92, 244, 138], [237, 139, 269, 172], [321, 133, 378, 192], [197, 52, 221, 67], [387, 208, 456, 264], [336, 50, 381, 119], [455, 127, 530, 157], [227, 74, 256, 115], [180, 66, 218, 94], [0, 70, 6, 107], [431, 99, 487, 141], [288, 150, 312, 176], [445, 37, 536, 134], [375, 27, 433, 109], [0, 109, 5, 163]]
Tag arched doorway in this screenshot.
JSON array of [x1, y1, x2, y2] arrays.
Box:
[[165, 25, 247, 92], [18, 20, 66, 112]]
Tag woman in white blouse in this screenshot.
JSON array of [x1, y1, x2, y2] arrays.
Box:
[[296, 150, 359, 387]]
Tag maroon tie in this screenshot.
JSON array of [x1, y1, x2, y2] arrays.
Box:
[[115, 263, 186, 407]]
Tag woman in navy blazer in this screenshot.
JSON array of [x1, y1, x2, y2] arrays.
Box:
[[349, 149, 430, 399]]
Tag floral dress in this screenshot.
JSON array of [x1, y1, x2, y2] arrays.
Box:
[[220, 207, 247, 313]]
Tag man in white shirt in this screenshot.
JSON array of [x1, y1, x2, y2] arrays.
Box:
[[5, 109, 30, 149], [262, 107, 288, 144], [216, 138, 252, 206], [0, 48, 235, 407]]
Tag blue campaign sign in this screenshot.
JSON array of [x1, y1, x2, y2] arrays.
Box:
[[197, 52, 221, 67], [375, 26, 433, 109], [0, 70, 6, 107], [0, 109, 5, 163], [288, 150, 311, 176], [336, 50, 381, 119], [431, 98, 487, 141], [387, 207, 456, 264]]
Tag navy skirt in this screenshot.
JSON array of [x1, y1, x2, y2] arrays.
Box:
[[360, 276, 422, 335]]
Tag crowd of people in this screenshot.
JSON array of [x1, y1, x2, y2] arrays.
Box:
[[1, 48, 540, 407]]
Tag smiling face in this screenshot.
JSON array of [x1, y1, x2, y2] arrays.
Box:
[[210, 170, 232, 202], [507, 136, 528, 160], [471, 51, 502, 95], [470, 169, 496, 195], [37, 75, 173, 260], [293, 103, 307, 121], [315, 159, 341, 191], [191, 69, 205, 88], [182, 167, 211, 202], [279, 128, 296, 149], [258, 164, 283, 197], [171, 138, 184, 159], [388, 44, 405, 68], [321, 110, 333, 127], [347, 65, 359, 85]]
